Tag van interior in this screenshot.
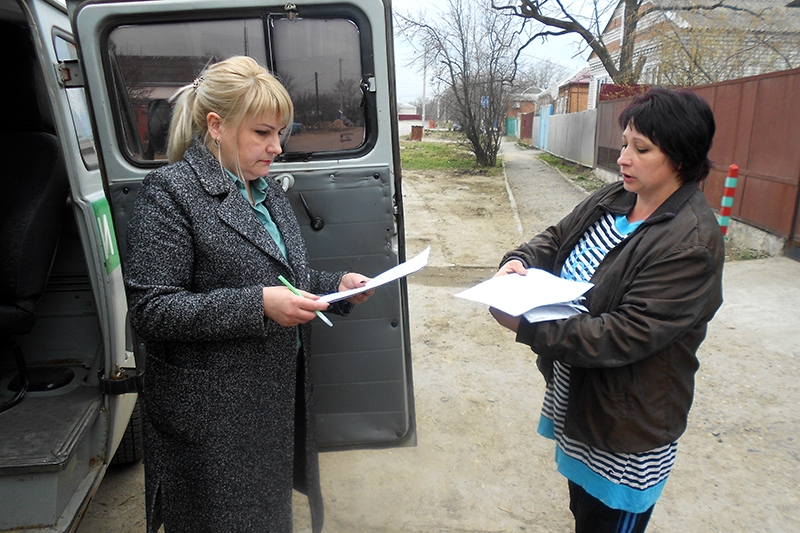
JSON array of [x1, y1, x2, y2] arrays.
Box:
[[0, 4, 113, 529]]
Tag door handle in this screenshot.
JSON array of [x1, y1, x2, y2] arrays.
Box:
[[298, 192, 324, 231], [274, 172, 295, 191]]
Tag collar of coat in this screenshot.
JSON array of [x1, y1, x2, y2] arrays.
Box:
[[180, 135, 295, 270], [183, 135, 237, 197]]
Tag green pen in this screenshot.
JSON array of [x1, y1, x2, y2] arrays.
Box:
[[277, 275, 333, 327]]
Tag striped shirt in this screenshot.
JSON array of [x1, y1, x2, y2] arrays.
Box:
[[537, 212, 677, 513]]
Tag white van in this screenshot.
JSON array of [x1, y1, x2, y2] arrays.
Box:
[[0, 0, 414, 530]]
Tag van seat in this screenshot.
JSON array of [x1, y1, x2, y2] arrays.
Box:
[[0, 22, 70, 411]]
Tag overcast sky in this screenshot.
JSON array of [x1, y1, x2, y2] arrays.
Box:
[[391, 0, 592, 104]]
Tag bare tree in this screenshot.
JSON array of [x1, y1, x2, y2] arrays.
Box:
[[492, 0, 639, 83], [514, 61, 569, 93], [396, 0, 525, 167]]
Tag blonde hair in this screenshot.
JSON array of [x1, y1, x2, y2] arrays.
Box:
[[167, 56, 294, 163]]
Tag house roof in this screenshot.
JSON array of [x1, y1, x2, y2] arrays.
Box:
[[397, 102, 416, 114], [559, 66, 591, 88], [508, 85, 543, 100]]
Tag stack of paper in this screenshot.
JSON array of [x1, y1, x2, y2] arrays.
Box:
[[454, 268, 593, 323]]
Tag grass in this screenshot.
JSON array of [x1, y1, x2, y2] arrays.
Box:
[[725, 246, 771, 261], [538, 153, 607, 193], [399, 138, 503, 176]]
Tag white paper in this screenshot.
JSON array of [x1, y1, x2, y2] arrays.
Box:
[[454, 268, 593, 317], [319, 246, 430, 304], [523, 302, 588, 323]]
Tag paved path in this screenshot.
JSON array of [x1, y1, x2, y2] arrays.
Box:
[[500, 140, 588, 239]]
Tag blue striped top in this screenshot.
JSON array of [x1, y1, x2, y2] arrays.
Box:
[[537, 213, 676, 513]]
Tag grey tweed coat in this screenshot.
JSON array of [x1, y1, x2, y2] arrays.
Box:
[[124, 136, 348, 533]]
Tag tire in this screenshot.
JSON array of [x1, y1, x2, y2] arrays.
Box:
[[110, 399, 144, 465]]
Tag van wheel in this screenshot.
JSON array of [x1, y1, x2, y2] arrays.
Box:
[[110, 399, 144, 465]]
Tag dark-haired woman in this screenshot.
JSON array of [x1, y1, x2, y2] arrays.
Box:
[[490, 87, 724, 532]]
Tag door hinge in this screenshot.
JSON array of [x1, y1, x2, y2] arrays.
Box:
[[55, 59, 84, 88], [100, 367, 142, 395]]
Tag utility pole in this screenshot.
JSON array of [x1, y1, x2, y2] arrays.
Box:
[[314, 72, 321, 125], [421, 48, 427, 130], [339, 58, 344, 120]]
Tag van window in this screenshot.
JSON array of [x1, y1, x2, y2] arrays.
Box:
[[271, 17, 365, 153], [105, 14, 367, 163], [54, 35, 99, 169]]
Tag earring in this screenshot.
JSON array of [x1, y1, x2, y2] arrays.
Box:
[[213, 138, 220, 147]]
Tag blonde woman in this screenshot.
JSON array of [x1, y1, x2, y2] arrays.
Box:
[[125, 56, 372, 533]]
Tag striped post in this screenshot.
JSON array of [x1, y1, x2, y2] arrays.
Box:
[[719, 164, 739, 238]]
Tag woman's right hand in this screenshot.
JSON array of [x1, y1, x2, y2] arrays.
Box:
[[262, 286, 330, 327], [493, 259, 527, 278]]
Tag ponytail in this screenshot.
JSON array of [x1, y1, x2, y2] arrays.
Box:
[[167, 84, 197, 163]]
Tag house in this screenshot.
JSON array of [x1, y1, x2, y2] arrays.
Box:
[[587, 0, 800, 108], [555, 66, 591, 114], [397, 102, 419, 121], [526, 66, 591, 115], [505, 86, 540, 119]]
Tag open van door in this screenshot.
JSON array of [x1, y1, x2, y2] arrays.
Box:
[[1, 0, 139, 530], [70, 0, 415, 449]]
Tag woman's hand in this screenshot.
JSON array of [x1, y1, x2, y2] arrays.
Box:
[[490, 260, 525, 332], [490, 306, 521, 332], [339, 272, 374, 304], [494, 259, 527, 278], [262, 286, 330, 327]]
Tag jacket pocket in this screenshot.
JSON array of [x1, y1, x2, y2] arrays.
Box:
[[143, 355, 210, 445]]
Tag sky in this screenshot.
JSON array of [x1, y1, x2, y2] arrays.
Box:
[[390, 0, 592, 104]]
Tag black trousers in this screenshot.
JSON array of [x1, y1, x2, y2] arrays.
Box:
[[568, 481, 655, 533]]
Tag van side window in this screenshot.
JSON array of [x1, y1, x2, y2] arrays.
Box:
[[105, 14, 367, 163], [107, 19, 267, 162], [271, 17, 365, 154], [54, 35, 99, 170]]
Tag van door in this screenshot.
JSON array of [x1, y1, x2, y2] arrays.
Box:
[[1, 0, 139, 529], [70, 0, 415, 448]]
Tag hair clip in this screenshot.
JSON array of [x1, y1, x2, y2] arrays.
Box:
[[192, 76, 204, 91]]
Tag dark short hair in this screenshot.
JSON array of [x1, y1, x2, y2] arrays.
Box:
[[618, 87, 716, 183]]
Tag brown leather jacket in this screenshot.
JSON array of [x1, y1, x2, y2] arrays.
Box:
[[505, 181, 724, 454]]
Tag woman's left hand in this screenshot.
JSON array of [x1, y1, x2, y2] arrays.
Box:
[[339, 272, 374, 304]]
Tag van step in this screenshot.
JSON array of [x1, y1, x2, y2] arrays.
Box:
[[0, 381, 101, 474]]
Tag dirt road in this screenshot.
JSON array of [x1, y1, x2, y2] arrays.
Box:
[[76, 142, 800, 533]]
